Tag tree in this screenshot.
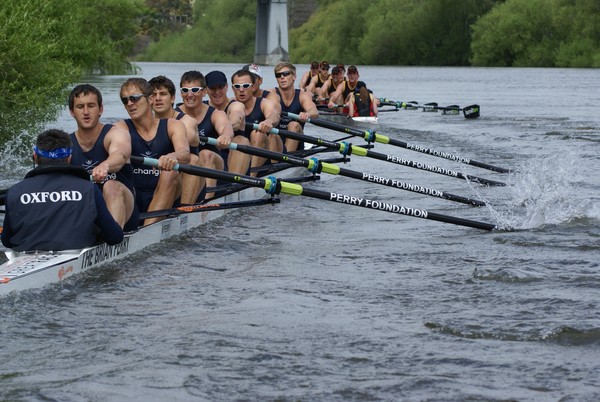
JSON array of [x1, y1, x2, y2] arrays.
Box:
[[139, 0, 255, 62], [0, 0, 143, 147]]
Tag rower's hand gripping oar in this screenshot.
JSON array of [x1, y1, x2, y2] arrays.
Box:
[[131, 156, 499, 231], [201, 136, 486, 207], [255, 122, 507, 186], [284, 111, 508, 173]]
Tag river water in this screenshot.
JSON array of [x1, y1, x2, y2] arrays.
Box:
[[1, 63, 599, 401]]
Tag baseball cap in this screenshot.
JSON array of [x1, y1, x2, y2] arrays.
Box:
[[310, 61, 319, 69], [320, 61, 330, 70], [347, 65, 358, 73], [242, 63, 262, 78], [205, 71, 228, 88], [337, 63, 345, 71], [331, 66, 341, 74]]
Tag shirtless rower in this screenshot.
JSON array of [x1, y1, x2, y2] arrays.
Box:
[[270, 62, 319, 153], [68, 84, 138, 231], [115, 78, 190, 226]]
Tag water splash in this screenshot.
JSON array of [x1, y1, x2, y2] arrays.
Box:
[[485, 152, 597, 230], [0, 130, 35, 186]]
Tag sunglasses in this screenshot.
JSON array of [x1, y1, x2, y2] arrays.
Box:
[[120, 94, 145, 105], [275, 71, 292, 79], [232, 83, 253, 89], [180, 86, 204, 93]]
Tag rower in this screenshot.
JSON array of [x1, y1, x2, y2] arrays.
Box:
[[1, 129, 123, 252], [316, 65, 345, 105], [299, 61, 319, 92], [327, 65, 378, 110], [270, 62, 319, 153], [305, 61, 331, 96], [175, 70, 233, 202], [68, 84, 138, 232], [115, 78, 190, 226], [231, 69, 281, 172], [203, 70, 253, 177]]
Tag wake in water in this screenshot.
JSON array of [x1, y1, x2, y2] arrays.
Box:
[[482, 151, 599, 230]]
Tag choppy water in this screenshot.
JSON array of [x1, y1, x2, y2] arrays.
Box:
[[1, 64, 599, 401]]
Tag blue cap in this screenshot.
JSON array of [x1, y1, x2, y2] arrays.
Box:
[[205, 71, 228, 88]]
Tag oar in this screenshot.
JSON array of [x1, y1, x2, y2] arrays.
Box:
[[379, 99, 480, 119], [253, 123, 505, 186], [132, 156, 499, 231], [265, 122, 507, 186], [284, 111, 509, 173], [201, 136, 486, 206], [140, 197, 280, 220]]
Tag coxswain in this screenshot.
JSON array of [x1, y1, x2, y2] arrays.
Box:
[[1, 129, 123, 252]]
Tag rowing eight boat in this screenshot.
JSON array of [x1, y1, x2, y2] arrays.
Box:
[[0, 160, 320, 296]]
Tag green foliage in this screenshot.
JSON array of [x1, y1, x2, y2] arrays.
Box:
[[139, 0, 256, 62], [292, 0, 494, 66], [291, 0, 369, 64], [0, 0, 144, 147], [471, 0, 600, 67]]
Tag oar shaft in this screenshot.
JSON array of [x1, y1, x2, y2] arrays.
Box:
[[284, 112, 509, 173], [133, 156, 497, 231], [255, 123, 505, 187], [204, 136, 485, 206]]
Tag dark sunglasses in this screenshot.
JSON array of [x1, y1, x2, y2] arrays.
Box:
[[120, 94, 145, 105], [275, 70, 292, 78], [232, 83, 253, 89], [180, 86, 204, 93]]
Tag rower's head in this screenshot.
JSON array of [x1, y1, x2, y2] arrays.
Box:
[[33, 129, 72, 165], [120, 78, 154, 116], [310, 61, 319, 73], [319, 61, 330, 74], [274, 62, 296, 87], [347, 65, 359, 83], [179, 70, 207, 107], [149, 75, 177, 114], [68, 84, 104, 129], [231, 70, 256, 103], [205, 70, 229, 107], [242, 63, 264, 95], [69, 84, 103, 111], [331, 66, 343, 83]]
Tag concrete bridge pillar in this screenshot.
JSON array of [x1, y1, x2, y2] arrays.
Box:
[[255, 0, 289, 66]]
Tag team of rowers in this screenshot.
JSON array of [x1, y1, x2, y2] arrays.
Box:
[[2, 62, 380, 251]]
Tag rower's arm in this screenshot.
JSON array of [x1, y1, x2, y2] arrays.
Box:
[[94, 125, 131, 183], [328, 85, 344, 108], [299, 91, 319, 120], [257, 98, 280, 134], [227, 101, 246, 132], [181, 114, 199, 147], [166, 119, 191, 165], [212, 109, 234, 149]]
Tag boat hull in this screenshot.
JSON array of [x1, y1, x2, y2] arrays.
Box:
[[0, 168, 299, 295]]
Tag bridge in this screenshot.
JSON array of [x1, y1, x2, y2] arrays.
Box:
[[255, 0, 289, 65]]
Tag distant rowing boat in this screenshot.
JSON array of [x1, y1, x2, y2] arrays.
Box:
[[0, 151, 332, 296]]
